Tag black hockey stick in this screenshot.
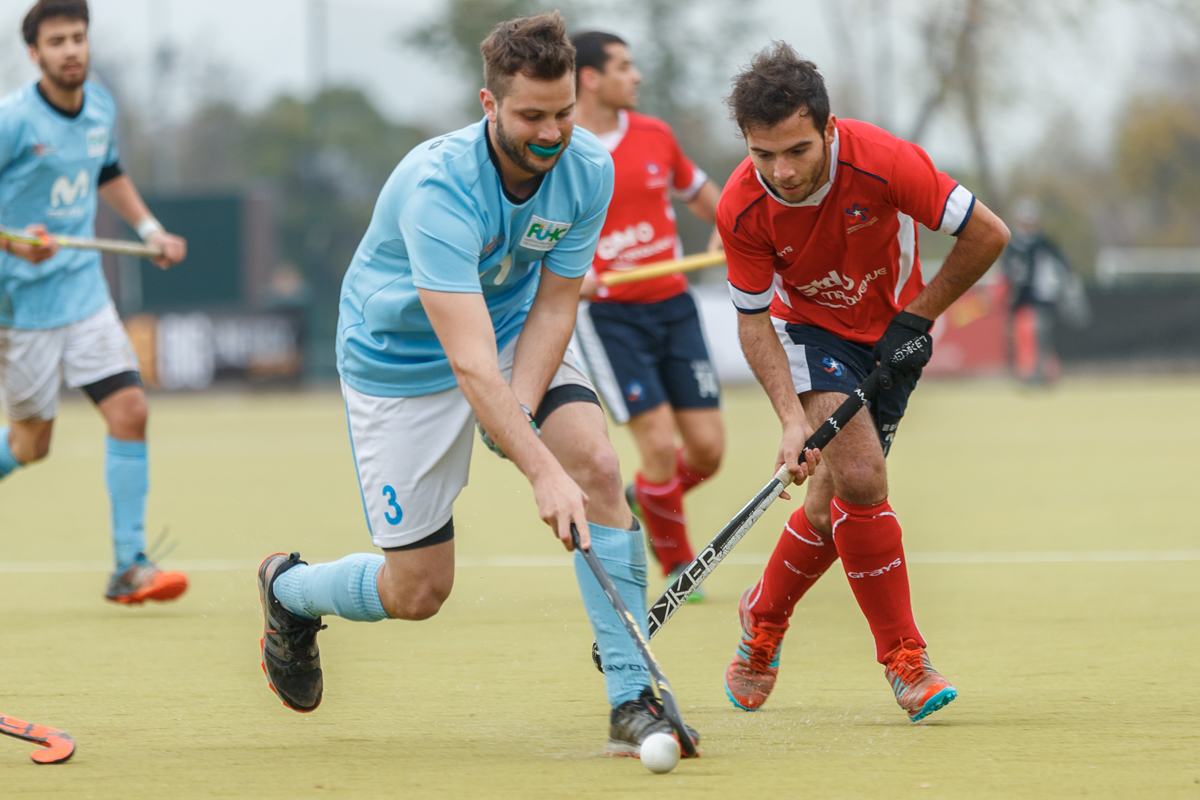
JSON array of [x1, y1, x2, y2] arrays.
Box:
[[571, 524, 697, 758], [0, 714, 76, 764], [593, 366, 887, 671]]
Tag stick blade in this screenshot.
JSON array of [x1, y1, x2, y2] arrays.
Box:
[[0, 715, 77, 765]]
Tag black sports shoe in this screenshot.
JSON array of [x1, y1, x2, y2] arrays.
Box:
[[607, 687, 700, 758], [258, 552, 325, 712]]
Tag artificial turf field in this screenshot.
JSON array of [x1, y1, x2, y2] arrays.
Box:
[[1, 378, 1198, 798]]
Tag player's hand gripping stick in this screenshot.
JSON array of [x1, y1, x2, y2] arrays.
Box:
[[0, 714, 76, 764], [570, 524, 697, 758], [592, 366, 887, 672]]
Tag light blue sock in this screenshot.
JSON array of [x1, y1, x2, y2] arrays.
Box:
[[106, 437, 148, 571], [0, 428, 21, 480], [574, 521, 652, 708], [272, 553, 388, 622]]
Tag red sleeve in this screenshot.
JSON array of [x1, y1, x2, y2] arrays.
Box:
[[717, 196, 776, 314], [664, 125, 704, 201], [887, 139, 976, 235]]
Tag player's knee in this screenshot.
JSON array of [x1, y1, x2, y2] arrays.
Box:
[[835, 459, 888, 505], [111, 395, 149, 439], [805, 502, 832, 534], [685, 436, 723, 476], [383, 580, 451, 621], [578, 445, 624, 503], [10, 427, 51, 463]]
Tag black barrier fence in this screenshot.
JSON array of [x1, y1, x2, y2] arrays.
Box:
[[1058, 284, 1200, 365]]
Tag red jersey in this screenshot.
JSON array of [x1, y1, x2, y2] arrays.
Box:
[[717, 119, 975, 344], [589, 110, 707, 304]]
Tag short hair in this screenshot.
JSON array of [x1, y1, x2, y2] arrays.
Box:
[[23, 0, 89, 46], [727, 42, 829, 134], [480, 11, 576, 101], [571, 31, 626, 76]]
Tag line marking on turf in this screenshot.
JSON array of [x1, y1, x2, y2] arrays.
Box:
[[1, 551, 1199, 574]]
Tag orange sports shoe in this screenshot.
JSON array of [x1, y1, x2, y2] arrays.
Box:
[[105, 558, 189, 605], [883, 639, 958, 721], [724, 587, 788, 711]]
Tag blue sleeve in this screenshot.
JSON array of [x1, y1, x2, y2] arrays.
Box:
[[0, 112, 15, 179], [542, 159, 614, 279], [105, 121, 119, 167], [399, 177, 485, 294]]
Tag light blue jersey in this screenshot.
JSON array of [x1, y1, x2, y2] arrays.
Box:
[[337, 118, 614, 397], [0, 80, 120, 330]]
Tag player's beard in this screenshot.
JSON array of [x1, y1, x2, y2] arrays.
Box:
[[494, 115, 567, 177], [765, 141, 830, 204], [39, 53, 88, 92]]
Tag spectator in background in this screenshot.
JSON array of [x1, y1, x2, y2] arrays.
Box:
[[1001, 198, 1088, 385]]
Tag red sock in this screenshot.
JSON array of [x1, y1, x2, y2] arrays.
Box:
[[675, 448, 715, 494], [635, 472, 694, 576], [746, 505, 839, 627], [830, 496, 925, 662]]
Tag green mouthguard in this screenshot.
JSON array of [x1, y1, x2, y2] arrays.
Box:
[[529, 141, 563, 157]]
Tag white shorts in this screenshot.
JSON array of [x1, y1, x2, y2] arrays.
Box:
[[343, 336, 596, 549], [0, 302, 139, 422]]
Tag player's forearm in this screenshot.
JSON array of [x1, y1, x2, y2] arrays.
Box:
[[97, 175, 159, 233], [906, 200, 1010, 321], [684, 181, 721, 225], [510, 272, 581, 410], [737, 312, 806, 428], [454, 357, 559, 479]]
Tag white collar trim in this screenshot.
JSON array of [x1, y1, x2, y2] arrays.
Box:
[[594, 109, 629, 153], [757, 127, 840, 208]]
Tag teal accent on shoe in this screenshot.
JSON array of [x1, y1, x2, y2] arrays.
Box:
[[529, 141, 563, 157], [910, 686, 958, 722], [735, 641, 780, 668], [725, 681, 759, 711]]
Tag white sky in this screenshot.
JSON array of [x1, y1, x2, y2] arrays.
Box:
[[0, 0, 1192, 177]]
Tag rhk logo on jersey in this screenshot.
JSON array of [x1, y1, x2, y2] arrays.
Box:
[[50, 169, 89, 207], [845, 203, 869, 220], [86, 127, 109, 159], [520, 216, 571, 252]]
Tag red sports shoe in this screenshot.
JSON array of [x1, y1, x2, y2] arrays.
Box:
[[724, 587, 788, 711], [884, 639, 958, 721], [105, 559, 188, 604]]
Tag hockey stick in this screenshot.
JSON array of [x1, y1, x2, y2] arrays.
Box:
[[593, 366, 887, 671], [571, 524, 697, 758], [0, 226, 163, 259], [0, 714, 76, 764], [599, 251, 725, 287]]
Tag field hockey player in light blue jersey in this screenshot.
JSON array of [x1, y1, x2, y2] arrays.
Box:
[[255, 12, 715, 759], [0, 0, 189, 605]]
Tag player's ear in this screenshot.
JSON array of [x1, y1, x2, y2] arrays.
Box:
[[825, 115, 837, 146], [480, 88, 498, 122], [579, 66, 602, 93]]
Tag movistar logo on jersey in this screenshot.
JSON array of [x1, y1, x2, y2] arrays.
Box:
[[50, 170, 89, 208], [520, 216, 571, 252]]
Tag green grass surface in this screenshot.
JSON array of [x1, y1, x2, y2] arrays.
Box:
[[2, 379, 1198, 798]]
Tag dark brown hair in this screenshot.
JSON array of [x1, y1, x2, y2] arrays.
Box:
[[727, 42, 829, 134], [571, 30, 626, 76], [23, 0, 88, 46], [480, 11, 575, 100]]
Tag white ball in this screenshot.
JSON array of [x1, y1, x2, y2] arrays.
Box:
[[640, 732, 681, 774]]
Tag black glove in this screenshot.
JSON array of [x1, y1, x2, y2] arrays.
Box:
[[873, 311, 934, 385]]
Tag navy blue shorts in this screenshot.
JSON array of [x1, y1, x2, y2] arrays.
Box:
[[775, 320, 921, 455], [575, 292, 720, 423]]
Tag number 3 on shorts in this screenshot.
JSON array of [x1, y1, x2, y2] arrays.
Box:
[[382, 485, 403, 525]]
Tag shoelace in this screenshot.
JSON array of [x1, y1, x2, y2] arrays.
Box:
[[886, 648, 928, 685], [744, 624, 786, 672]]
